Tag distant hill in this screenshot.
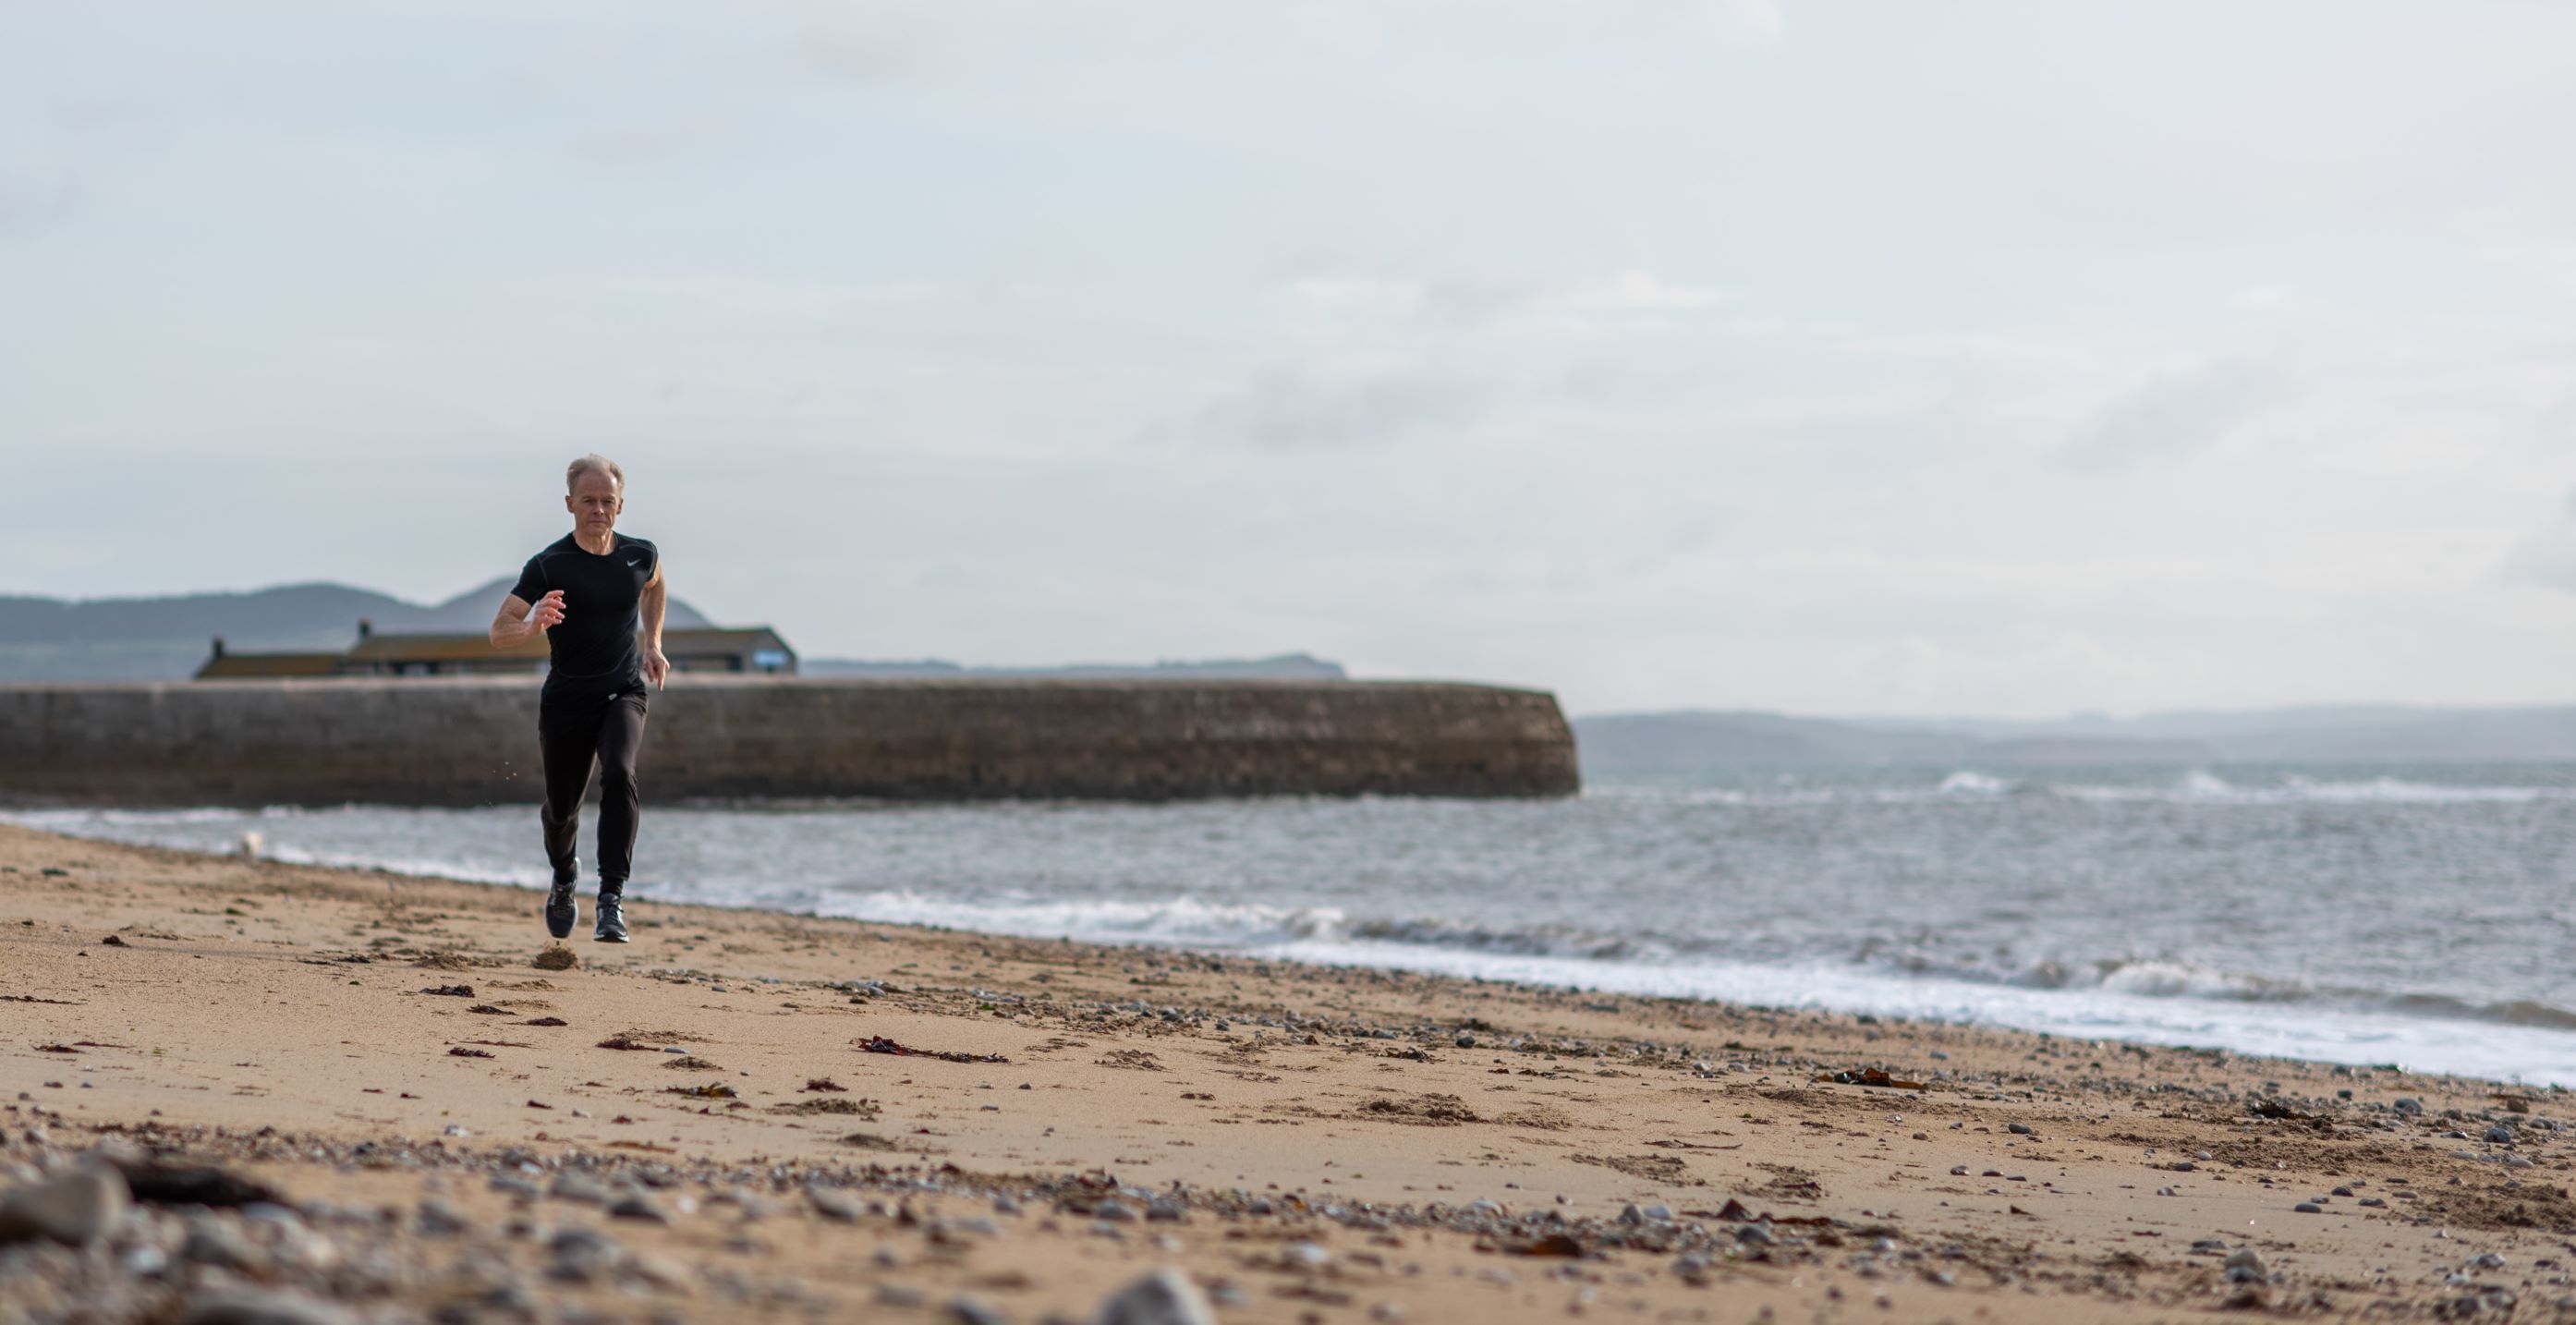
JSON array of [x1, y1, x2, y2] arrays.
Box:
[[0, 580, 712, 682], [1850, 704, 2576, 762], [1574, 706, 2576, 774], [0, 581, 1343, 687], [1573, 711, 1977, 771], [802, 652, 1349, 682]]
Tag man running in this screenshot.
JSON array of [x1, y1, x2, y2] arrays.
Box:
[[488, 455, 670, 943]]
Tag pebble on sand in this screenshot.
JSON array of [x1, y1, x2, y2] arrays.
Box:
[[1094, 1268, 1221, 1325], [608, 1194, 670, 1223], [808, 1186, 865, 1222], [0, 1166, 129, 1247], [178, 1287, 359, 1325]]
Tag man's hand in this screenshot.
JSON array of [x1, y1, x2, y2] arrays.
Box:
[[642, 647, 670, 691], [490, 590, 567, 648]]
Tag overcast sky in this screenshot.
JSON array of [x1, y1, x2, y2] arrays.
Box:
[[6, 1, 2574, 717]]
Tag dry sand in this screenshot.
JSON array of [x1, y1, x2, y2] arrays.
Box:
[[0, 821, 2563, 1323]]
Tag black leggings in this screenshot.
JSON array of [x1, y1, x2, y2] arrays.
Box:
[[539, 689, 649, 893]]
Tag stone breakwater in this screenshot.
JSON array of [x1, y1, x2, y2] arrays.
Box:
[[0, 676, 1579, 807]]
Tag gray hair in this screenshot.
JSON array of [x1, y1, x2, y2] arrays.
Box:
[[565, 454, 625, 493]]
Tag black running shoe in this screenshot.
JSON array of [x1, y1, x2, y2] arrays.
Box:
[[594, 895, 628, 943], [544, 881, 577, 940]]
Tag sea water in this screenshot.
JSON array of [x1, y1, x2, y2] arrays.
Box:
[[14, 761, 2573, 1084]]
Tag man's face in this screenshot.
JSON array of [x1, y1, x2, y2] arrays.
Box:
[[566, 470, 623, 535]]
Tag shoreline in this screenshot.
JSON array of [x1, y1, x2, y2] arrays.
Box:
[[1, 821, 2561, 1322], [12, 804, 2570, 1090]]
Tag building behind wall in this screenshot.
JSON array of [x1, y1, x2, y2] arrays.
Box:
[[196, 621, 797, 680]]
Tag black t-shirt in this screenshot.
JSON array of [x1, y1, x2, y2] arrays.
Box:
[[508, 533, 659, 702]]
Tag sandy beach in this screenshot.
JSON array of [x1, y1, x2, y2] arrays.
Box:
[[0, 821, 2559, 1323]]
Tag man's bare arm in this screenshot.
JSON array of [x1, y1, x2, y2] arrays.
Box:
[[491, 591, 565, 648], [639, 565, 670, 689]]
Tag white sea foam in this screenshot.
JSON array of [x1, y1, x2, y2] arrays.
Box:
[[692, 869, 2576, 1082], [769, 888, 1352, 949], [2278, 775, 2554, 803], [5, 806, 314, 826], [250, 842, 556, 889], [1988, 956, 2305, 1002], [2054, 772, 2560, 805], [634, 884, 2576, 1085], [2179, 770, 2236, 797], [1241, 942, 2576, 1087], [1580, 772, 2566, 808]]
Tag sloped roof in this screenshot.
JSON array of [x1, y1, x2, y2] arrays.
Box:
[[348, 632, 547, 663], [195, 651, 345, 679], [346, 626, 791, 663], [667, 626, 792, 655]]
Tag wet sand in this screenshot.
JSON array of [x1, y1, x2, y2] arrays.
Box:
[[0, 821, 2561, 1322]]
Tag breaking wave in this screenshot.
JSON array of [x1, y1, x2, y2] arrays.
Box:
[[1598, 771, 2568, 807], [762, 886, 2576, 1050], [2052, 772, 2563, 804]]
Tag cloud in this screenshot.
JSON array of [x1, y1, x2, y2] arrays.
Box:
[[2054, 357, 2291, 473], [47, 93, 160, 135], [604, 275, 935, 322], [560, 120, 720, 168], [790, 1, 1785, 81], [0, 164, 79, 239], [1273, 274, 1532, 330], [795, 22, 923, 82], [1561, 269, 1732, 312], [793, 3, 1016, 83], [2505, 486, 2576, 593], [2230, 284, 2295, 310], [1272, 268, 1731, 334], [1193, 367, 1488, 448]]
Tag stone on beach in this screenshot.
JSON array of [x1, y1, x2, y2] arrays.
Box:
[[415, 1198, 470, 1236], [548, 1173, 609, 1205], [609, 1193, 672, 1223], [181, 1216, 268, 1271], [546, 1226, 624, 1283], [1094, 1268, 1220, 1325], [949, 1296, 1011, 1325], [807, 1185, 865, 1222], [0, 1165, 128, 1246], [102, 1153, 282, 1209], [177, 1289, 359, 1325]]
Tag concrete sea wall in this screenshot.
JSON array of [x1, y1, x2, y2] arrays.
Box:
[[0, 677, 1580, 807]]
